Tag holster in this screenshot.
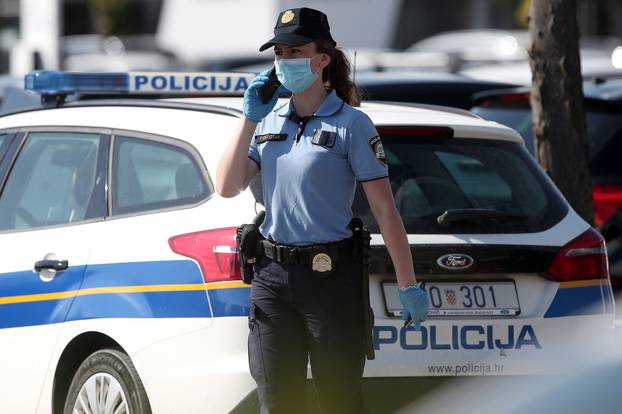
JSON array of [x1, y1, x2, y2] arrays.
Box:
[[349, 217, 375, 360], [236, 211, 265, 284]]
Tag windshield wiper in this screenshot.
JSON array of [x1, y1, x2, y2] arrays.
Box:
[[437, 209, 529, 226]]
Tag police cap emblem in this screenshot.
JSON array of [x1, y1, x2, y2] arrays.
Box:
[[312, 253, 332, 272], [281, 10, 295, 24]]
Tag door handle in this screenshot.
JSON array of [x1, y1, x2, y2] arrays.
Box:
[[34, 259, 69, 273]]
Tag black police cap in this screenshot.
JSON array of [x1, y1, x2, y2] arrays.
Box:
[[259, 7, 336, 52]]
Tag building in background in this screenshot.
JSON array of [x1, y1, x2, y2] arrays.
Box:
[[155, 0, 402, 66], [393, 0, 622, 49], [63, 0, 161, 36], [0, 0, 19, 74], [3, 0, 622, 75]]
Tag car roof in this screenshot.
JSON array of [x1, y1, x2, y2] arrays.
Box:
[[471, 78, 622, 105], [461, 50, 622, 86], [0, 96, 524, 144], [354, 71, 518, 86], [167, 97, 523, 143], [355, 71, 521, 109], [583, 78, 622, 102]]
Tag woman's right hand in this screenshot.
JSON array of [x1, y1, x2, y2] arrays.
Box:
[[243, 69, 280, 123]]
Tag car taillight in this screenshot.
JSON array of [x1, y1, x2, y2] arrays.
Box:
[[545, 228, 609, 282], [169, 227, 241, 283], [478, 93, 530, 108], [592, 184, 622, 227]]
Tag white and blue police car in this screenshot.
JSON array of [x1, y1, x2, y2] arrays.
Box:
[[0, 71, 615, 413]]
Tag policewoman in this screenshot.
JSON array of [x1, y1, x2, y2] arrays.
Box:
[[216, 7, 428, 414]]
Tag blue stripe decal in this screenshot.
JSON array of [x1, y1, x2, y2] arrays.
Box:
[[0, 259, 211, 329], [0, 266, 86, 297], [0, 260, 201, 299], [61, 259, 212, 323], [543, 286, 605, 318], [209, 287, 251, 317], [67, 290, 212, 321], [80, 260, 203, 288], [0, 265, 86, 329], [0, 259, 256, 328], [0, 298, 74, 329]]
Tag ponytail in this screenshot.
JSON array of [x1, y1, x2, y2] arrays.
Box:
[[315, 40, 360, 106]]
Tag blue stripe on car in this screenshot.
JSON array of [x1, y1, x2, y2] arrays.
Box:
[[543, 285, 606, 318]]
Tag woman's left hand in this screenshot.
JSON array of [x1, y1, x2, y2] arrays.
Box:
[[399, 283, 429, 330]]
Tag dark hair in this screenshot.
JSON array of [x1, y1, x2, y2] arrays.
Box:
[[314, 39, 360, 106]]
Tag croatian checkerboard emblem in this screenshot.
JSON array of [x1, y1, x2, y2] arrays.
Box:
[[444, 289, 457, 306]]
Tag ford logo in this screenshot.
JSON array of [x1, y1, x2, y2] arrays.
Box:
[[437, 254, 474, 270]]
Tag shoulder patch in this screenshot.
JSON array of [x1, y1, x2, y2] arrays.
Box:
[[255, 133, 288, 144], [368, 135, 387, 166]]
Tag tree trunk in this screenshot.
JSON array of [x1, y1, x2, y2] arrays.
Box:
[[528, 0, 594, 225]]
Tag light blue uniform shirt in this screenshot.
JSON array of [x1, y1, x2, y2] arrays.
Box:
[[248, 90, 388, 246]]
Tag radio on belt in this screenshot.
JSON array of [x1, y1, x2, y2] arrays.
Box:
[[24, 70, 255, 102]]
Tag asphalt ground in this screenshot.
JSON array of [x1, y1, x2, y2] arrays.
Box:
[[230, 377, 450, 414]]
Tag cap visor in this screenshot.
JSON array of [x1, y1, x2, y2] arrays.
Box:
[[259, 33, 313, 51]]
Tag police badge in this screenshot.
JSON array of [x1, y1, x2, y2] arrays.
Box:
[[312, 253, 332, 272]]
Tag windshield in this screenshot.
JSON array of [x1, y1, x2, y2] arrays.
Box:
[[352, 137, 568, 234]]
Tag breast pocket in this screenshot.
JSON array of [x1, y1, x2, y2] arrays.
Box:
[[311, 130, 337, 148]]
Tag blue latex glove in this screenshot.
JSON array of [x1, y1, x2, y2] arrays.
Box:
[[399, 282, 429, 330], [243, 69, 279, 123]]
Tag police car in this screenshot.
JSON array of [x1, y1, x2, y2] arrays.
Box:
[[0, 71, 615, 413]]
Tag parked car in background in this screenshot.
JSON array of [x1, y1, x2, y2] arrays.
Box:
[[461, 47, 622, 85], [356, 71, 519, 109], [409, 29, 529, 64], [470, 78, 622, 288], [61, 35, 185, 72]]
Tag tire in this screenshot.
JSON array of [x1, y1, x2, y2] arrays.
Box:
[[63, 349, 152, 414]]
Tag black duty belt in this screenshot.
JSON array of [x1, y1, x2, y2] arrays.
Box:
[[260, 237, 354, 265]]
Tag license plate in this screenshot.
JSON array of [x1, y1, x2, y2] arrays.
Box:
[[382, 281, 520, 317]]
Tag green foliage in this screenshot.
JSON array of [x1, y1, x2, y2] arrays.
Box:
[[88, 0, 129, 35]]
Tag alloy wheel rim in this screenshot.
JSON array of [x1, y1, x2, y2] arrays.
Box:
[[72, 372, 129, 414]]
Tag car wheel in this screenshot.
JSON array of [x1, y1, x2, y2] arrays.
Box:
[[63, 349, 151, 414]]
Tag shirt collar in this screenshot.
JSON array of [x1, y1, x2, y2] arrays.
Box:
[[275, 89, 344, 118]]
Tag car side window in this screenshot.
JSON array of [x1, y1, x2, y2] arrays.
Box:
[[112, 135, 210, 215], [0, 132, 101, 231]]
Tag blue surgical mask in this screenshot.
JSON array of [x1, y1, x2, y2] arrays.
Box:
[[274, 56, 320, 94]]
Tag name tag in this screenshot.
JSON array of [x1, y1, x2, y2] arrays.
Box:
[[255, 133, 288, 144], [311, 130, 337, 148]]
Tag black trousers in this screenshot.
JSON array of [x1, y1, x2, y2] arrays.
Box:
[[248, 250, 368, 414]]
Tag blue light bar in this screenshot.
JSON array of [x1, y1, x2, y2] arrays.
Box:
[[24, 71, 254, 97], [25, 71, 128, 95]]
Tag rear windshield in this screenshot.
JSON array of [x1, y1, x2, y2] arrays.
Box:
[[471, 105, 622, 184], [352, 137, 568, 234]]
